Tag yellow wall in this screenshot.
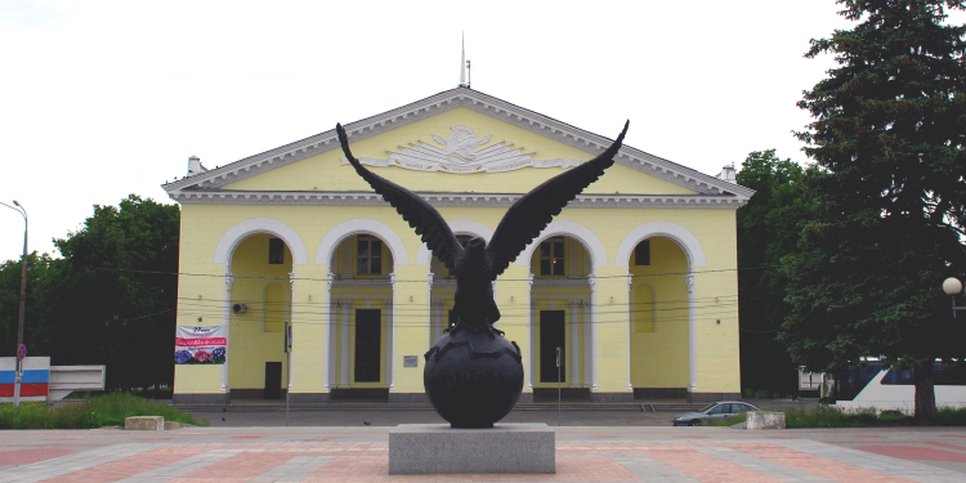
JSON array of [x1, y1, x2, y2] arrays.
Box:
[[226, 235, 290, 391], [224, 108, 693, 196], [171, 108, 743, 400], [629, 237, 690, 388]]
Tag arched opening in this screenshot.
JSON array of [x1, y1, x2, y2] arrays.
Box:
[[628, 236, 690, 399], [227, 233, 292, 400], [328, 233, 395, 400], [529, 235, 593, 401]]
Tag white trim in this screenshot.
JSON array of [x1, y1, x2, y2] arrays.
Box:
[[213, 218, 308, 265], [569, 300, 580, 387], [222, 272, 233, 393], [315, 219, 409, 265], [415, 220, 494, 265], [687, 274, 698, 392], [615, 221, 706, 268], [516, 220, 608, 269], [163, 88, 754, 202], [169, 190, 747, 209]]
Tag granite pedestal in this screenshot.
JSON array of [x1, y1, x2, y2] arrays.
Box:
[[388, 423, 555, 474]]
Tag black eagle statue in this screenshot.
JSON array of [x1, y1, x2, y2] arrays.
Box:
[[338, 120, 628, 428], [336, 121, 629, 333]]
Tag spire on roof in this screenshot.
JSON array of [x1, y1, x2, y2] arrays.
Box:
[[459, 33, 471, 89]]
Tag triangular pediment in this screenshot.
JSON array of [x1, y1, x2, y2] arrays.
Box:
[[163, 88, 753, 208]]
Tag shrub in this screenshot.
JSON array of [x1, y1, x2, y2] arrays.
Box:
[[0, 393, 206, 429]]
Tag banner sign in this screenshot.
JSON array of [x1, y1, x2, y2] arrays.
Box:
[[175, 326, 227, 365], [1, 356, 49, 400]]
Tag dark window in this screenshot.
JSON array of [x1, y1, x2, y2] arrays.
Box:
[[357, 236, 383, 275], [354, 309, 381, 382], [539, 310, 565, 383], [880, 363, 966, 386], [269, 238, 285, 264], [635, 240, 651, 266], [708, 404, 729, 415], [540, 238, 565, 276]]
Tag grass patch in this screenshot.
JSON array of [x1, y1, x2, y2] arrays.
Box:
[[0, 393, 207, 429], [783, 405, 966, 428], [700, 406, 966, 428]]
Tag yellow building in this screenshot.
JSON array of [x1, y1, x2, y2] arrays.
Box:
[[163, 87, 753, 405]]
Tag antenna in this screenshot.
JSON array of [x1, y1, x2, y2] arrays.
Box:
[[459, 33, 471, 88]]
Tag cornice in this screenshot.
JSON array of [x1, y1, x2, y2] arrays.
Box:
[[168, 190, 748, 209], [162, 88, 754, 201]]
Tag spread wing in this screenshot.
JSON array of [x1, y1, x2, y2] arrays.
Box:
[[485, 121, 629, 278], [337, 123, 463, 271]]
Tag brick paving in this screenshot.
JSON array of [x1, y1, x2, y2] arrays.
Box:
[[1, 426, 965, 481]]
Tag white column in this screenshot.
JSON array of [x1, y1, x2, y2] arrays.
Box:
[[625, 273, 633, 390], [324, 273, 334, 389], [527, 273, 535, 388], [687, 274, 697, 393], [568, 300, 580, 387], [286, 271, 295, 391], [340, 299, 351, 386], [589, 275, 599, 390], [382, 273, 396, 387], [222, 271, 233, 393], [583, 298, 593, 388], [427, 273, 436, 343]]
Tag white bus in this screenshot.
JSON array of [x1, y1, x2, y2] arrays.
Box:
[[833, 362, 966, 414]]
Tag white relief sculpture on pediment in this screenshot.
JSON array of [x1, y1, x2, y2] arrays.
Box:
[[354, 125, 580, 173]]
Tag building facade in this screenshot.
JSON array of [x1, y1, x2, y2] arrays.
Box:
[[163, 87, 753, 404]]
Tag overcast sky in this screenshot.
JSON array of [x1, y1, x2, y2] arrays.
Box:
[[0, 0, 860, 262]]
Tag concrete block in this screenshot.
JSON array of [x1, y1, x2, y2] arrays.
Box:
[[124, 416, 164, 431], [389, 423, 554, 474], [746, 411, 786, 430]]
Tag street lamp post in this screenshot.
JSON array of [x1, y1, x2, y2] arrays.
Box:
[[942, 277, 966, 318], [1, 201, 27, 407]]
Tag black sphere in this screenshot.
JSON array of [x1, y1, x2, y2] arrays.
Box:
[[423, 326, 524, 428]]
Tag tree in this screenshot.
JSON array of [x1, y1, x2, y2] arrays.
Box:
[[50, 195, 180, 390], [0, 252, 61, 357], [736, 150, 818, 396], [783, 0, 966, 418]]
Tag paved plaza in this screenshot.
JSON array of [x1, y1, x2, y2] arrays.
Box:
[[2, 422, 966, 481]]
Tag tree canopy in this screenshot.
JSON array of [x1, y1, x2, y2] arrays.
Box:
[[781, 0, 966, 417], [0, 195, 179, 391], [736, 150, 818, 395]]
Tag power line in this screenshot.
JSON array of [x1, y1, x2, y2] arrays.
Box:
[[88, 263, 781, 283]]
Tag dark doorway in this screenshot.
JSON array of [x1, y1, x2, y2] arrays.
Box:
[[539, 310, 566, 383], [354, 309, 381, 382], [264, 361, 282, 399]]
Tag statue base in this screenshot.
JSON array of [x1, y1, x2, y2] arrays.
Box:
[[388, 423, 555, 474]]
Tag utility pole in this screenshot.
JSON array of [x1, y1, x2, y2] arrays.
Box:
[[1, 200, 27, 408]]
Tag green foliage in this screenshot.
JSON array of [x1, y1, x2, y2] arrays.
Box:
[[49, 195, 180, 390], [781, 0, 966, 418], [0, 393, 206, 429], [736, 150, 818, 395], [783, 406, 966, 428], [931, 406, 966, 425], [784, 406, 877, 428], [0, 195, 180, 391], [0, 253, 60, 357]]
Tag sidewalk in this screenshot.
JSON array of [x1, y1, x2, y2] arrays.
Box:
[[2, 425, 966, 481]]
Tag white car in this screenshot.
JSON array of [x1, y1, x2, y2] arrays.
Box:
[[672, 401, 760, 426]]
